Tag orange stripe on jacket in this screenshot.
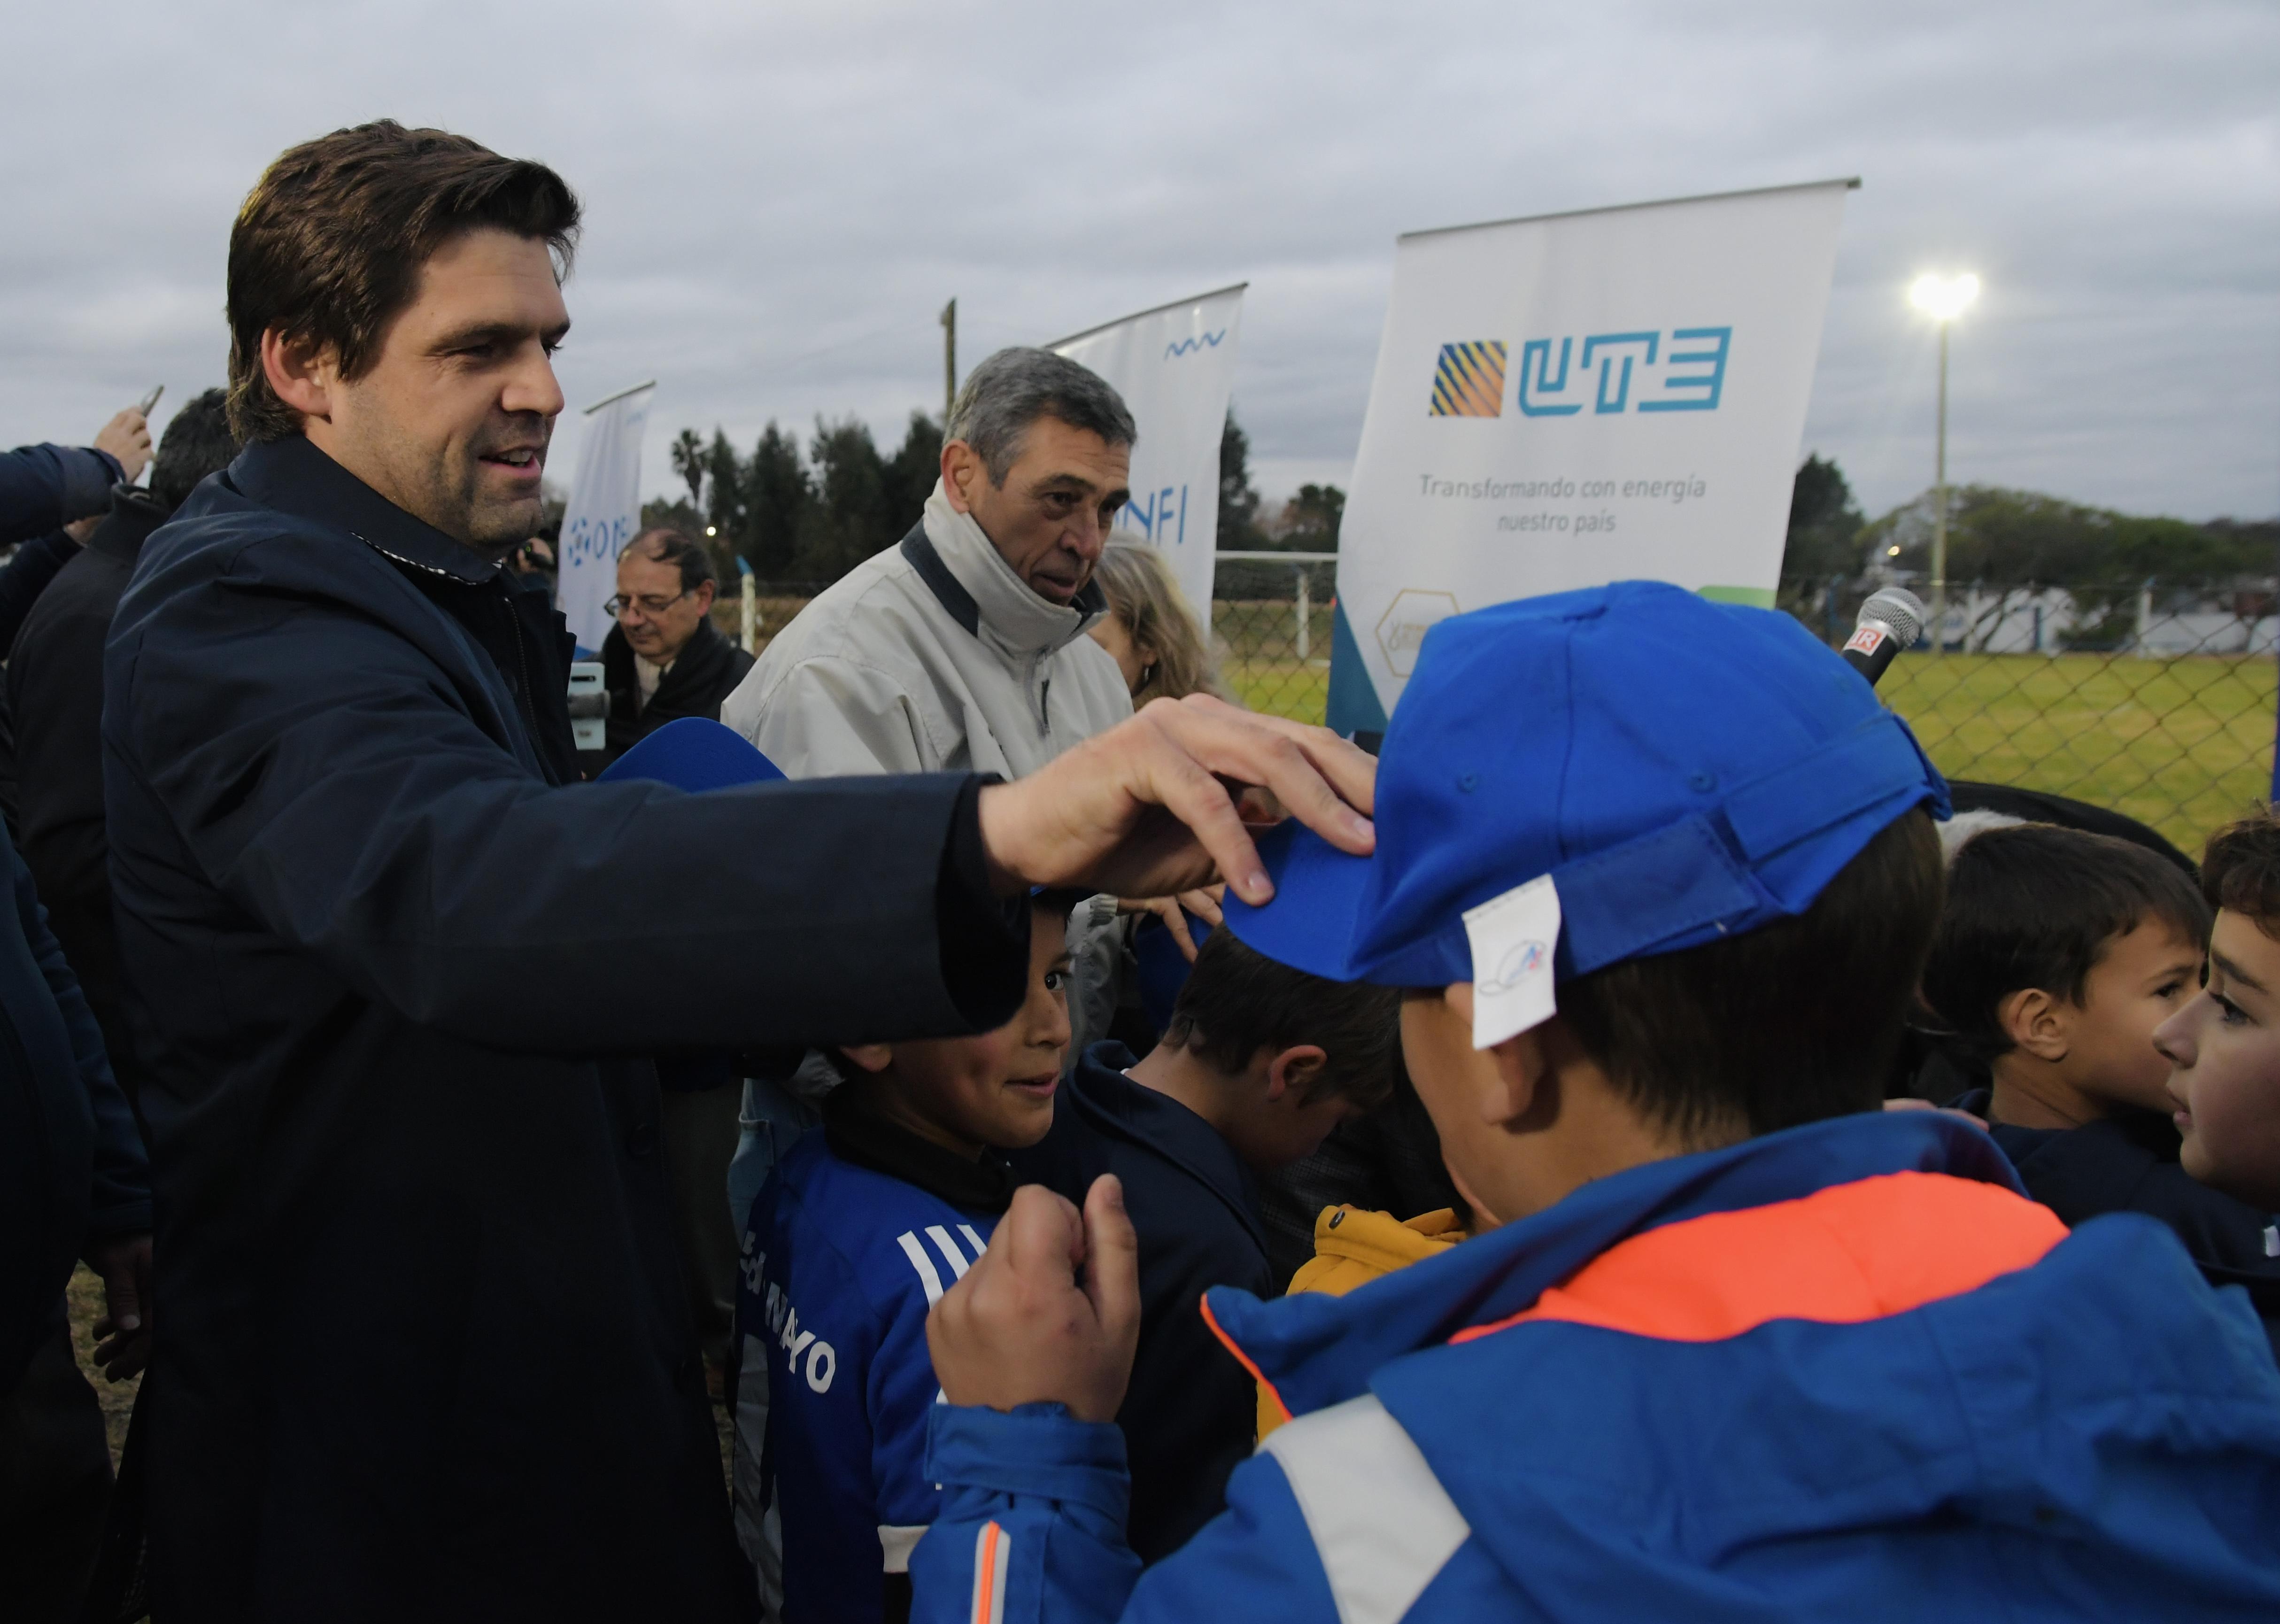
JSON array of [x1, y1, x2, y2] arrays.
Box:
[[1202, 1293, 1291, 1431], [1452, 1170, 2065, 1347]]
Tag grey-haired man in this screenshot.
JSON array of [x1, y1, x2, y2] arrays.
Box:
[[722, 347, 1136, 779]]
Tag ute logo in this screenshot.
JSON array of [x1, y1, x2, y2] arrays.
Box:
[[1430, 326, 1732, 418]]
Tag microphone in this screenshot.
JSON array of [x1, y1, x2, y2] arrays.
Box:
[[1840, 588, 1927, 687]]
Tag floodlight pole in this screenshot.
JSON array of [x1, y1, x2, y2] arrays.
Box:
[[1931, 319, 1950, 657]]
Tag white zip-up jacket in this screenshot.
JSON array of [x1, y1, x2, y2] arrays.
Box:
[[722, 481, 1134, 780]]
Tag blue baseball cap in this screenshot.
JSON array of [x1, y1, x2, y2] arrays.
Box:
[[1224, 581, 1948, 1002]]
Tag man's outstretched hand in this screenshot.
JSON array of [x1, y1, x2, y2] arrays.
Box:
[[975, 695, 1375, 906], [927, 1177, 1140, 1423]]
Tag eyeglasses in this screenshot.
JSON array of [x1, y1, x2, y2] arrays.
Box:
[[605, 589, 693, 619]]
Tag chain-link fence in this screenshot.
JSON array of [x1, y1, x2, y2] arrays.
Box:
[[723, 567, 2279, 854], [1783, 576, 2276, 852]]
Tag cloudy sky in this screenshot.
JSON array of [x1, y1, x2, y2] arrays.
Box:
[[4, 0, 2272, 523]]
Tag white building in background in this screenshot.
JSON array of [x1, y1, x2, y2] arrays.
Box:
[[1914, 582, 2280, 657]]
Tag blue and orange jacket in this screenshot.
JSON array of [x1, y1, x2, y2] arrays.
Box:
[[910, 1111, 2280, 1622]]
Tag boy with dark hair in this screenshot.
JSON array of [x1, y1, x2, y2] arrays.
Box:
[[735, 893, 1077, 1624], [2157, 811, 2280, 1231], [1013, 930, 1398, 1561], [911, 582, 2280, 1622], [1923, 822, 2208, 1130], [1917, 824, 2276, 1330]]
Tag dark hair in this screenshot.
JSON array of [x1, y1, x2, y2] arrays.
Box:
[[1559, 808, 1945, 1143], [1919, 822, 2211, 1069], [620, 527, 715, 593], [226, 121, 580, 442], [946, 348, 1137, 485], [150, 388, 241, 513], [1162, 931, 1401, 1110], [2201, 808, 2280, 931]]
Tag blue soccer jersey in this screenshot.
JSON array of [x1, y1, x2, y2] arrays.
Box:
[[735, 1129, 1000, 1623]]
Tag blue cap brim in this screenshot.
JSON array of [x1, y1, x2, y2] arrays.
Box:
[[595, 717, 787, 791], [1221, 820, 1376, 981]]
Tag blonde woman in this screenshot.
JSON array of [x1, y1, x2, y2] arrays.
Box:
[[1068, 539, 1237, 1061], [1086, 536, 1228, 704]]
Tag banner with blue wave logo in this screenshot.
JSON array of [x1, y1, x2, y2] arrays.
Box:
[[1051, 285, 1245, 620], [557, 380, 655, 657], [1329, 181, 1853, 734]]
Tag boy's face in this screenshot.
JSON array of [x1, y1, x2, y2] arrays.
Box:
[[2155, 909, 2280, 1211], [874, 906, 1072, 1154], [2060, 918, 2205, 1113]]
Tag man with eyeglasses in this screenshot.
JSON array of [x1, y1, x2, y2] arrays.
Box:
[[590, 526, 753, 772]]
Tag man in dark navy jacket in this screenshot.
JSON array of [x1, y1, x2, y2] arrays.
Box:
[[103, 122, 1374, 1624]]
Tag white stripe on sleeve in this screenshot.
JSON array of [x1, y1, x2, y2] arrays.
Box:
[[927, 1224, 973, 1281], [897, 1231, 947, 1305], [958, 1223, 988, 1259], [1261, 1393, 1469, 1624]]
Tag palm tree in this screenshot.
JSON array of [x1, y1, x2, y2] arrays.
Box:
[[669, 428, 706, 509]]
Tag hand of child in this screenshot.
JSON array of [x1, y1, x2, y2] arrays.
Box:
[[975, 695, 1376, 907], [926, 1177, 1140, 1424]]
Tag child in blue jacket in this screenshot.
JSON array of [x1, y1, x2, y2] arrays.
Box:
[[907, 582, 2280, 1623], [734, 891, 1074, 1623]]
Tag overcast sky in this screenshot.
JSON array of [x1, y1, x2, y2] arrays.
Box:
[[4, 0, 2272, 523]]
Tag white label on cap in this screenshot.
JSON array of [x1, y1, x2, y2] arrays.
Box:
[[1462, 875, 1561, 1050]]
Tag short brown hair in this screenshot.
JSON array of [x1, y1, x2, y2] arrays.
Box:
[[2203, 808, 2280, 932], [226, 121, 580, 442], [1162, 931, 1401, 1111], [1558, 807, 1945, 1145]]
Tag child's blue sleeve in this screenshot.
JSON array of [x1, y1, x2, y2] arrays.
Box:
[[911, 1407, 1346, 1624], [910, 1404, 1140, 1624]]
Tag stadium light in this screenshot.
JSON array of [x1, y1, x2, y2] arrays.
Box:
[[1908, 272, 1980, 322], [1909, 272, 1980, 654]]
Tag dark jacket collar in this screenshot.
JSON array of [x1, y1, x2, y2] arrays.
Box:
[[1071, 1042, 1266, 1253], [90, 484, 170, 566], [824, 1081, 1017, 1214], [899, 522, 1108, 642], [229, 436, 502, 585]]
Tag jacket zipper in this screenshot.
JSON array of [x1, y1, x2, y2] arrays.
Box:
[[504, 594, 554, 784]]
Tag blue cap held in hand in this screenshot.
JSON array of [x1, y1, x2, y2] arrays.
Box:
[[1224, 582, 1947, 1034]]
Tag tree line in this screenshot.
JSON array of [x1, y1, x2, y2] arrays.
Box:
[[622, 406, 2268, 604]]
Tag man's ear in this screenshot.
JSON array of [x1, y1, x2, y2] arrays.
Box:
[[837, 1044, 893, 1075], [1263, 1045, 1327, 1104], [693, 580, 716, 611], [261, 327, 340, 424], [1997, 987, 2070, 1063], [941, 439, 984, 514]]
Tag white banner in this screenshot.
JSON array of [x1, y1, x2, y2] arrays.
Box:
[[1327, 181, 1853, 733], [556, 380, 655, 656], [1051, 285, 1244, 620]]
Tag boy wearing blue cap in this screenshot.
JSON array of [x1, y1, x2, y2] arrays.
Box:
[[907, 582, 2280, 1622]]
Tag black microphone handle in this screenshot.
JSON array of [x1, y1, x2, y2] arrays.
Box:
[[1840, 617, 1907, 688]]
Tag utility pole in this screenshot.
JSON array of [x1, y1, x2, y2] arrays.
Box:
[[940, 298, 957, 427]]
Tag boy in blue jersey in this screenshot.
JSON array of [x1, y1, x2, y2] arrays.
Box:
[[909, 583, 2280, 1624], [734, 891, 1077, 1624]]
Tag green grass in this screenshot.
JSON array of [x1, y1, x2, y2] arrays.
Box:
[[1879, 651, 2274, 851], [1215, 599, 2275, 854], [750, 592, 2278, 855]]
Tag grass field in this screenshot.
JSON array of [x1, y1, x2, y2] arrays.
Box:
[[1213, 598, 2275, 853], [737, 593, 2275, 854]]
